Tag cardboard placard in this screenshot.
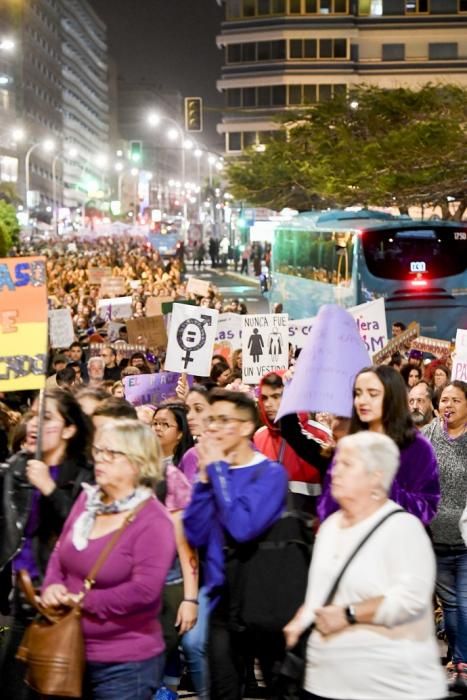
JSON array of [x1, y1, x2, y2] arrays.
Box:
[[88, 267, 111, 285], [89, 343, 146, 358], [97, 296, 133, 321], [186, 277, 211, 297], [411, 336, 452, 358], [242, 314, 289, 385], [99, 276, 127, 297], [451, 329, 467, 381], [126, 316, 168, 349], [372, 323, 420, 365], [48, 308, 74, 349], [145, 296, 174, 317]]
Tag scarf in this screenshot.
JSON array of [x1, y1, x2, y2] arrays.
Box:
[[72, 483, 152, 551]]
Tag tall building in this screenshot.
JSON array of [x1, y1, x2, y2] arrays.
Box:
[[216, 0, 467, 153], [60, 0, 110, 210]]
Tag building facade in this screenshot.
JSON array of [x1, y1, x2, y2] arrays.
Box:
[[216, 0, 467, 152]]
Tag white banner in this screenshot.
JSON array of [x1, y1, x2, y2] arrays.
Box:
[[97, 296, 133, 321], [452, 328, 467, 382], [48, 309, 74, 349], [165, 303, 219, 377], [242, 314, 289, 385], [288, 317, 315, 351], [214, 312, 243, 358], [348, 298, 388, 358]]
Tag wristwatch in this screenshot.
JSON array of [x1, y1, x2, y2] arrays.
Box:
[[345, 605, 357, 625]]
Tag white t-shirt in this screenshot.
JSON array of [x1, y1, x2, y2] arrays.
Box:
[[297, 500, 446, 700]]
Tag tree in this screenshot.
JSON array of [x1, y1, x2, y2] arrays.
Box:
[[0, 200, 20, 256], [226, 84, 467, 219]]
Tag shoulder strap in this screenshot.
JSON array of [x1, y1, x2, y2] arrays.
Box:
[[278, 438, 287, 464], [323, 508, 405, 607], [83, 497, 151, 592]]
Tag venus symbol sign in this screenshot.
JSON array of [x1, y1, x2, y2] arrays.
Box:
[[177, 315, 213, 369]]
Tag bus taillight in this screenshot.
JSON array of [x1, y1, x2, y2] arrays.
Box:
[[411, 279, 428, 287]]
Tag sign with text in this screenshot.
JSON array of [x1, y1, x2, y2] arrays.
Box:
[[123, 371, 190, 407], [126, 316, 168, 349], [288, 317, 315, 351], [145, 296, 174, 317], [49, 308, 74, 349], [99, 276, 127, 297], [242, 313, 289, 385], [348, 298, 388, 358], [88, 266, 111, 285], [0, 256, 48, 391], [165, 303, 218, 376], [411, 336, 452, 359], [372, 323, 420, 365], [186, 277, 211, 298], [89, 342, 146, 358], [214, 312, 243, 360], [451, 328, 467, 382], [97, 296, 133, 321]]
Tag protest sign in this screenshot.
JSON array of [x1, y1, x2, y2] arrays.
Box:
[[242, 314, 289, 385], [277, 305, 371, 420], [88, 267, 111, 285], [99, 276, 126, 297], [214, 312, 243, 360], [0, 256, 48, 391], [126, 316, 168, 348], [97, 296, 133, 321], [165, 303, 218, 376], [107, 321, 125, 342], [89, 342, 146, 358], [372, 323, 420, 365], [288, 317, 315, 351], [123, 371, 192, 407], [348, 298, 388, 358], [48, 308, 74, 349], [411, 336, 452, 359], [145, 296, 174, 317], [451, 329, 467, 381], [186, 277, 211, 297]]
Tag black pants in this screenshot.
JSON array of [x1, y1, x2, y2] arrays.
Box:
[[208, 596, 285, 700]]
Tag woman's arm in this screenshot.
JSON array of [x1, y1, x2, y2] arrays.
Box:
[[171, 510, 199, 635], [280, 414, 332, 476]]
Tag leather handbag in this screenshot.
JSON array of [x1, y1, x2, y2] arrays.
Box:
[[16, 499, 150, 697]]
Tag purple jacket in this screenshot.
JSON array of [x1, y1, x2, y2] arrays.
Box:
[[318, 431, 441, 525], [179, 446, 199, 485]]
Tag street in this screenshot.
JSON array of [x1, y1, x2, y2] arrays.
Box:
[[185, 264, 269, 314]]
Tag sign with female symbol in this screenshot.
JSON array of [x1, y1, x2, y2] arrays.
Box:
[[165, 303, 219, 376]]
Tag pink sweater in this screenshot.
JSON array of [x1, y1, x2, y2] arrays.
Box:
[[43, 492, 176, 663]]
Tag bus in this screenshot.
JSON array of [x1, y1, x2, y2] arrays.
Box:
[[269, 209, 467, 340]]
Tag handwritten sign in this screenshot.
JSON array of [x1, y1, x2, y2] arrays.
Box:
[[97, 296, 133, 321], [411, 336, 452, 358], [277, 305, 371, 420], [0, 256, 48, 391], [214, 312, 243, 360], [165, 303, 218, 376], [49, 308, 74, 349], [242, 314, 289, 385], [186, 277, 211, 297], [126, 316, 168, 348], [348, 298, 388, 358], [451, 329, 467, 381], [99, 276, 127, 297], [89, 342, 146, 358], [123, 371, 191, 407], [88, 267, 111, 285], [288, 317, 315, 351], [372, 323, 420, 365]]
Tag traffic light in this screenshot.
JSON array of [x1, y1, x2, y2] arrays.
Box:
[[185, 97, 203, 133], [129, 140, 142, 163]]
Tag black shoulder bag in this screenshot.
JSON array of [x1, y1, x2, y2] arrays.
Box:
[[279, 508, 405, 686]]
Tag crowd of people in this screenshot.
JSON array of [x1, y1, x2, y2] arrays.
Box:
[[0, 235, 466, 700]]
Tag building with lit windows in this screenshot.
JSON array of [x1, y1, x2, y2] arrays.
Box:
[[215, 0, 467, 153]]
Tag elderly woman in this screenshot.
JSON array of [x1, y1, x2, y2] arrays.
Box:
[[41, 419, 176, 700], [284, 432, 446, 700]]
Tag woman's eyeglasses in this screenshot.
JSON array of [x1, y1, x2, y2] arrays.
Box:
[[92, 445, 127, 462], [152, 421, 178, 431]]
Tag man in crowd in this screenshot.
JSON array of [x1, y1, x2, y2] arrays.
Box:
[[408, 380, 435, 427], [184, 390, 288, 700], [87, 356, 105, 388], [101, 347, 121, 382]]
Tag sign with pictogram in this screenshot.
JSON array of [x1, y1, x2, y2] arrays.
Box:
[[165, 303, 218, 376]]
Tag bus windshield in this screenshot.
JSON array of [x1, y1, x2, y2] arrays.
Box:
[[361, 226, 467, 280]]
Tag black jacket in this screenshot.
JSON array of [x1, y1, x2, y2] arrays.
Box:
[[0, 451, 93, 609]]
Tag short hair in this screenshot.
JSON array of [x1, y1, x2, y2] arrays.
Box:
[[88, 356, 105, 370], [392, 322, 406, 332], [209, 388, 258, 428], [338, 432, 400, 493], [96, 419, 162, 488], [261, 373, 284, 390], [441, 380, 467, 401], [93, 397, 137, 420], [409, 380, 433, 402], [74, 386, 108, 403], [211, 361, 231, 383], [56, 366, 77, 387]]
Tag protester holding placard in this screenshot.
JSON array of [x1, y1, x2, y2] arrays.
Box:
[[422, 381, 467, 693]]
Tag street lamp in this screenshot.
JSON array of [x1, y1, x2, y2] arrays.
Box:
[[0, 38, 15, 52], [25, 138, 55, 215], [52, 146, 78, 233]]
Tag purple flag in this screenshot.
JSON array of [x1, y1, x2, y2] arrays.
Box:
[[123, 371, 192, 407], [277, 305, 371, 420]]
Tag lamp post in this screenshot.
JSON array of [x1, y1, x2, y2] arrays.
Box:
[[52, 146, 78, 234], [25, 139, 55, 217]]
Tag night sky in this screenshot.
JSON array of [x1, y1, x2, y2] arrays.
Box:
[[89, 0, 225, 150]]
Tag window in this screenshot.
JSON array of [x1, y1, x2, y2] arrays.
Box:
[[243, 132, 257, 147], [243, 87, 256, 106], [227, 132, 242, 151], [243, 0, 256, 16], [272, 0, 286, 11], [303, 84, 317, 102], [461, 0, 467, 11], [289, 85, 302, 104], [257, 86, 271, 105], [405, 0, 429, 12], [271, 40, 286, 59], [428, 42, 458, 59], [272, 85, 287, 105], [290, 0, 301, 11], [382, 43, 405, 60], [319, 84, 332, 100], [257, 0, 270, 12], [243, 43, 256, 61], [227, 89, 241, 107], [227, 44, 241, 63], [289, 38, 347, 59]]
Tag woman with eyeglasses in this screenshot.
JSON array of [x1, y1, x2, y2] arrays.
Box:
[[0, 388, 93, 699], [41, 419, 176, 699], [152, 404, 198, 694]]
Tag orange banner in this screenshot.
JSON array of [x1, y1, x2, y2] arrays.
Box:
[[0, 256, 48, 391]]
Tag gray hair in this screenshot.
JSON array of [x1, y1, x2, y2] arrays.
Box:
[[87, 356, 105, 370], [338, 432, 400, 492]]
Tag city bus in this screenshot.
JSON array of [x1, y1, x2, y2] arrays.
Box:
[[269, 209, 467, 340]]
